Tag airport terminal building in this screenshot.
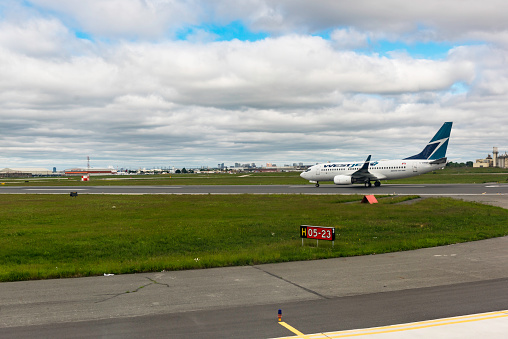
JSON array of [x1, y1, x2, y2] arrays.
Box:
[[474, 147, 508, 168]]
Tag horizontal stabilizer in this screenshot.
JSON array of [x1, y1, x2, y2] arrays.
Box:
[[429, 157, 447, 164]]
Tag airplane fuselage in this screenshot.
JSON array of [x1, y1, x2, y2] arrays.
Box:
[[301, 159, 446, 184], [301, 122, 452, 187]]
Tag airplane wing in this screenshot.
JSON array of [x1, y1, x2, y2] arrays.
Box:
[[351, 155, 379, 181]]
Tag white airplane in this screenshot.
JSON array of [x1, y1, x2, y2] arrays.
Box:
[[300, 122, 453, 187]]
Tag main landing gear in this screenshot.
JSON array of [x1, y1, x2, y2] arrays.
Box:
[[364, 180, 381, 187], [313, 180, 380, 188]]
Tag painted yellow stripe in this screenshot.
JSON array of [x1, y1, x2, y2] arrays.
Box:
[[326, 311, 508, 338], [273, 310, 508, 339], [319, 310, 508, 338], [278, 321, 310, 339]]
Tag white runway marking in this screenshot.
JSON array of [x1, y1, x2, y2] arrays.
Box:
[[25, 188, 88, 191], [392, 186, 426, 188]]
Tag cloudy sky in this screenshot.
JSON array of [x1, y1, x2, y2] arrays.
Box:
[[1, 0, 507, 170]]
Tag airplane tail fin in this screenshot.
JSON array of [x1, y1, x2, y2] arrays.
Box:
[[404, 122, 453, 160]]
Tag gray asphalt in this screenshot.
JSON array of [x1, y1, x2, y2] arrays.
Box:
[[1, 183, 507, 338], [2, 183, 508, 197]]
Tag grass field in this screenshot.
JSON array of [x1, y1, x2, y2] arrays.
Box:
[[1, 194, 507, 282], [1, 166, 507, 186]]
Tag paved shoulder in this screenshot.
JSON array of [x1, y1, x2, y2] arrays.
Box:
[[1, 236, 508, 329]]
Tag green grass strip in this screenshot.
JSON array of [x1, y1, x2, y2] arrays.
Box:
[[1, 167, 507, 186], [1, 194, 507, 282]]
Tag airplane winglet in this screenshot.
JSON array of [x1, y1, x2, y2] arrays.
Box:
[[359, 155, 371, 172], [351, 155, 372, 177], [352, 155, 377, 180]]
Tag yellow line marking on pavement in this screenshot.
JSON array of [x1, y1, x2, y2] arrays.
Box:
[[315, 310, 508, 338], [278, 321, 311, 338], [273, 310, 508, 339]]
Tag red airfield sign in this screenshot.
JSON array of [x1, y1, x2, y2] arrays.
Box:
[[300, 225, 335, 241]]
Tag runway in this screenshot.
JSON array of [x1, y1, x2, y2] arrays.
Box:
[[1, 183, 507, 337], [2, 182, 508, 196]]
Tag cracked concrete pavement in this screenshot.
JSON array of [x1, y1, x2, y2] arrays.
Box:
[[1, 235, 508, 328]]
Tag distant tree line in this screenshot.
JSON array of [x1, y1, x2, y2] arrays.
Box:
[[175, 168, 193, 174], [446, 161, 473, 167]]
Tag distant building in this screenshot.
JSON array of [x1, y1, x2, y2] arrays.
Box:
[[474, 147, 508, 168], [473, 155, 492, 168], [0, 168, 53, 177], [493, 147, 508, 168], [64, 168, 117, 175], [257, 168, 278, 172]]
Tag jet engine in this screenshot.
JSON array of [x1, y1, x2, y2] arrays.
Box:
[[333, 175, 354, 185]]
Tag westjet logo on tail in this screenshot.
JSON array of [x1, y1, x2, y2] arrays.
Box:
[[404, 122, 452, 161], [300, 122, 453, 187]]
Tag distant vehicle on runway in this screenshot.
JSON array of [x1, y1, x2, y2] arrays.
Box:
[[300, 122, 453, 187]]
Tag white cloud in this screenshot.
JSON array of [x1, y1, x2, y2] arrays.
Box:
[[0, 33, 476, 109], [235, 0, 508, 44], [0, 17, 84, 57], [0, 1, 507, 169], [22, 1, 508, 44], [330, 28, 369, 50], [28, 0, 202, 39]]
